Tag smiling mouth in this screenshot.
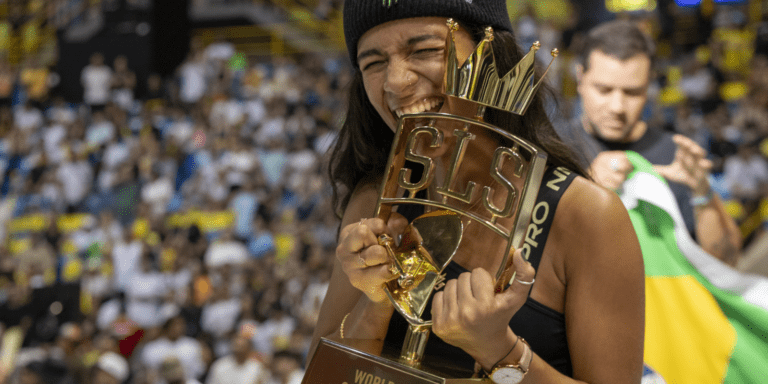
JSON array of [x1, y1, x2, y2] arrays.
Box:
[[393, 97, 444, 119]]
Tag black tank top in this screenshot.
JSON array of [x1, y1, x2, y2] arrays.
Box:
[[383, 166, 577, 377]]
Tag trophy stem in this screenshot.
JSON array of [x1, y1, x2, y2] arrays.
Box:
[[475, 105, 486, 120], [400, 323, 431, 366]]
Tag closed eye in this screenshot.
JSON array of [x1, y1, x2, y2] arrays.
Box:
[[412, 48, 443, 58], [358, 48, 386, 72], [362, 60, 386, 72]]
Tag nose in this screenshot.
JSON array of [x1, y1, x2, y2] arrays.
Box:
[[383, 59, 417, 94], [607, 90, 625, 115]]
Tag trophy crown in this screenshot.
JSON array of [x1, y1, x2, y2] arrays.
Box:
[[443, 19, 558, 116]]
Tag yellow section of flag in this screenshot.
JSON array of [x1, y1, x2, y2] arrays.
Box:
[[644, 276, 736, 384]]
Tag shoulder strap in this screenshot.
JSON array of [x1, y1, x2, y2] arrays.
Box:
[[521, 166, 578, 273]]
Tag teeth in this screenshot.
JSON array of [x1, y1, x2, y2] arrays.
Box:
[[395, 98, 442, 118]]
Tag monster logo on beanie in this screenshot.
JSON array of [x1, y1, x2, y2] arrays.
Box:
[[342, 0, 514, 66]]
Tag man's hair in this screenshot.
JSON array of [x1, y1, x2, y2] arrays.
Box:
[[328, 21, 589, 216], [577, 20, 656, 72]]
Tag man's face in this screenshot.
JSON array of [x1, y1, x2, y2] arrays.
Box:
[[577, 50, 651, 143]]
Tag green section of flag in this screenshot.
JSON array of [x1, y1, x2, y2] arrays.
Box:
[[630, 200, 692, 277], [625, 151, 696, 278], [624, 151, 768, 383], [723, 315, 768, 383]]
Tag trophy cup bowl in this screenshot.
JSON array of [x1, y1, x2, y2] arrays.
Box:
[[379, 210, 463, 365]]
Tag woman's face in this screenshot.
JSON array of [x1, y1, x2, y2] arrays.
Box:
[[357, 17, 478, 132]]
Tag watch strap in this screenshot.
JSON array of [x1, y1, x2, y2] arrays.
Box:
[[518, 338, 532, 372], [487, 338, 532, 379]]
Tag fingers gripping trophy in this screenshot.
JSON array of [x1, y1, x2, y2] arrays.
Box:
[[304, 17, 558, 384]]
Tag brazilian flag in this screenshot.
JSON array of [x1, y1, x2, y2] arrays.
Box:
[[622, 152, 768, 383]]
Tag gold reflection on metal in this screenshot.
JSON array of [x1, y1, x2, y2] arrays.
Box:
[[483, 145, 524, 223], [380, 210, 463, 327], [401, 324, 431, 365], [399, 126, 442, 198], [444, 24, 558, 116], [436, 129, 476, 204]]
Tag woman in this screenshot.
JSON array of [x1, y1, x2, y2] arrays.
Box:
[[310, 1, 645, 382]]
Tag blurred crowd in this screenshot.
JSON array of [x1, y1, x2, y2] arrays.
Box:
[[0, 1, 767, 384], [0, 23, 346, 384]]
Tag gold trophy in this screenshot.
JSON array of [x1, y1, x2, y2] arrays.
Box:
[[304, 19, 557, 384]]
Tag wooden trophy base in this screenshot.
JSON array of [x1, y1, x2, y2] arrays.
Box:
[[302, 338, 488, 384]]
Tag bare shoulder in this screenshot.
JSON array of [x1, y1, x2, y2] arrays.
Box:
[[555, 175, 630, 234], [550, 175, 641, 270]]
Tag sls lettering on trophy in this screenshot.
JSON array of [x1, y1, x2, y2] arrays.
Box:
[[399, 126, 524, 220]]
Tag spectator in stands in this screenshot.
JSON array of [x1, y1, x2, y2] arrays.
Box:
[[111, 55, 137, 111], [158, 355, 202, 384], [200, 280, 241, 338], [733, 88, 768, 137], [253, 306, 295, 359], [143, 73, 168, 112], [56, 147, 93, 211], [140, 315, 206, 382], [46, 96, 77, 125], [265, 350, 303, 384], [177, 51, 207, 113], [81, 52, 113, 112], [208, 89, 245, 132], [204, 227, 250, 268], [15, 232, 55, 285], [204, 34, 235, 63], [19, 56, 51, 110], [205, 334, 266, 384], [140, 166, 174, 220], [92, 351, 130, 384], [14, 99, 44, 132], [126, 253, 168, 329], [86, 110, 117, 147], [724, 140, 768, 205], [229, 177, 261, 241], [0, 60, 16, 109], [111, 225, 144, 293]]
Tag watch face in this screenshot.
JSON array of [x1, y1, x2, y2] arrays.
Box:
[[490, 367, 525, 384]]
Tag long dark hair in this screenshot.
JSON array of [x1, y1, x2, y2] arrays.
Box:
[[328, 22, 589, 218]]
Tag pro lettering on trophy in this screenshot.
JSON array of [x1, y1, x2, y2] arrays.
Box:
[[304, 19, 558, 384]]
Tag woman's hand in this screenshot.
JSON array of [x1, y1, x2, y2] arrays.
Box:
[[431, 248, 535, 367], [336, 214, 408, 303]]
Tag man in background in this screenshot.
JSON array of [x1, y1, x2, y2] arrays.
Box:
[[565, 19, 742, 263]]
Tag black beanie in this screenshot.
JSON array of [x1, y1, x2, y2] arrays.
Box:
[[343, 0, 514, 67]]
